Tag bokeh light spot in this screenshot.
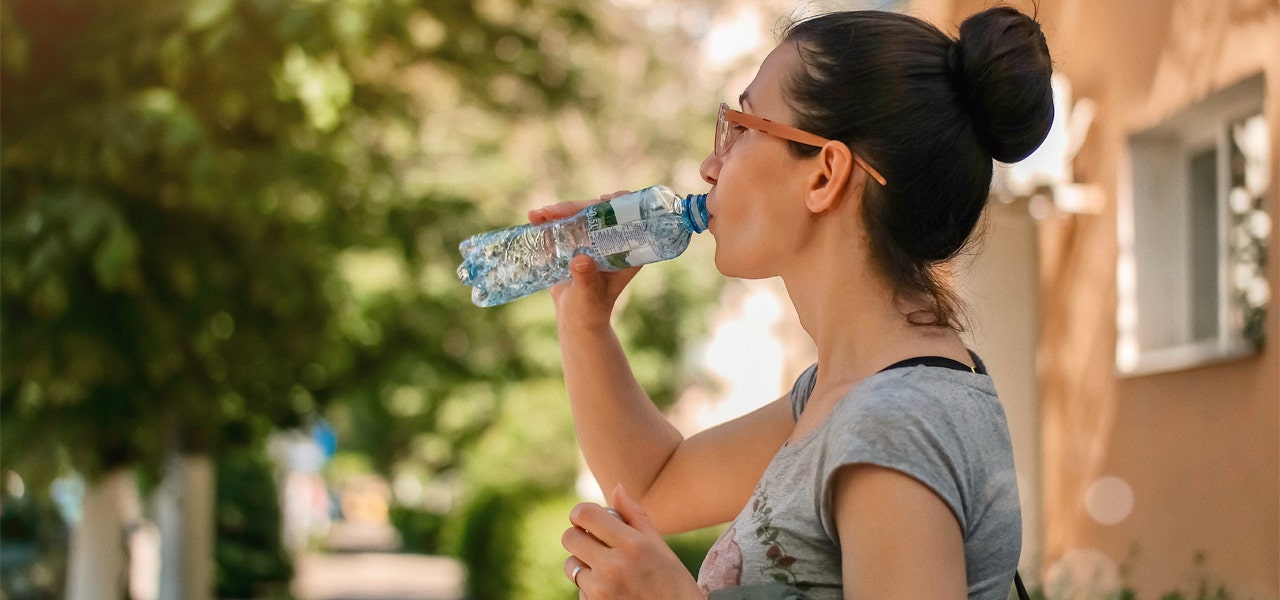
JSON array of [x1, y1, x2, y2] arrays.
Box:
[[1085, 476, 1134, 525]]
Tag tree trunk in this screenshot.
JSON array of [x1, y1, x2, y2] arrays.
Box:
[[65, 467, 141, 600], [156, 452, 215, 600]]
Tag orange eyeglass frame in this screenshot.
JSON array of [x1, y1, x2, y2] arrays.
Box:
[[718, 103, 888, 187]]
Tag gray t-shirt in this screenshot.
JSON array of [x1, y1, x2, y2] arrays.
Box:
[[697, 361, 1021, 599]]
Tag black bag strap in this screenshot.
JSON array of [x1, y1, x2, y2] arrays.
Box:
[[1014, 571, 1031, 600]]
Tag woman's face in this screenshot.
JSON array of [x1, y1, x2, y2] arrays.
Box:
[[699, 41, 816, 280]]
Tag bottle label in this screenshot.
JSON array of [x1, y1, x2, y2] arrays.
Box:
[[586, 194, 660, 269]]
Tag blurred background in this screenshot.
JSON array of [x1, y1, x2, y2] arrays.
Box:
[[1, 0, 1277, 600], [0, 0, 819, 597]]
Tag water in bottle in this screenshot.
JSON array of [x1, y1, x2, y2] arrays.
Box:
[[457, 185, 710, 307]]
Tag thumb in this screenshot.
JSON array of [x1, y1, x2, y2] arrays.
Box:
[[609, 483, 655, 533], [569, 254, 600, 287]]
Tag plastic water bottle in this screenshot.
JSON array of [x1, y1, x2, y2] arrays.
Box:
[[457, 185, 710, 307]]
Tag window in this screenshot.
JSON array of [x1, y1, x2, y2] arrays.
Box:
[[1118, 74, 1270, 375]]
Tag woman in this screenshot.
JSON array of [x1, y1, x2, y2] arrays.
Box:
[[531, 6, 1053, 599]]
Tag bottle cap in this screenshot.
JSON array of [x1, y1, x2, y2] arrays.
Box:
[[683, 194, 710, 233]]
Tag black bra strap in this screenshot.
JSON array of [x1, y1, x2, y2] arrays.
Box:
[[879, 354, 986, 375]]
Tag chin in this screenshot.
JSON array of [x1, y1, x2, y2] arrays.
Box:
[[713, 250, 769, 280], [712, 249, 739, 278]]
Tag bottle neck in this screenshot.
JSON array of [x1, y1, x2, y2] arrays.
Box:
[[679, 193, 710, 234]]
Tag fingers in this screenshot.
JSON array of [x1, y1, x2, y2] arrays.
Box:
[[561, 502, 625, 595], [561, 508, 615, 592], [573, 255, 644, 302], [568, 254, 600, 286], [565, 255, 641, 301], [561, 521, 602, 560], [564, 556, 589, 589], [567, 502, 628, 546], [562, 488, 653, 556], [528, 190, 632, 224], [550, 256, 640, 328], [608, 484, 654, 534], [528, 201, 587, 225]]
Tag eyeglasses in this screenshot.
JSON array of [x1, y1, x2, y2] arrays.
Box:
[[715, 103, 887, 186]]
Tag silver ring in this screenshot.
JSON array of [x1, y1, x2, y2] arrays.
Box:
[[570, 564, 584, 587]]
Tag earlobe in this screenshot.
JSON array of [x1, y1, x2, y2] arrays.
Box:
[[804, 141, 860, 214]]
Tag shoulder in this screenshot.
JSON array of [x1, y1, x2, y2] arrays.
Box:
[[787, 363, 820, 421], [833, 366, 1002, 433], [817, 366, 1015, 528]]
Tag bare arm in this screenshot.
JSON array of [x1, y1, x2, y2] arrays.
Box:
[[555, 314, 682, 512], [834, 464, 967, 599], [555, 267, 793, 533], [539, 195, 792, 533]]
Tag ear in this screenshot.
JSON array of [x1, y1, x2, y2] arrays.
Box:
[[804, 141, 866, 214]]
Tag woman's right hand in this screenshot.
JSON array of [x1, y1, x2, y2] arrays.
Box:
[[533, 191, 642, 330]]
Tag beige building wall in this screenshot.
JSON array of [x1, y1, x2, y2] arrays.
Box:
[[931, 0, 1280, 597]]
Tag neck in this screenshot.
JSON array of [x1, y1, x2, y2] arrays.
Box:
[[781, 240, 969, 395]]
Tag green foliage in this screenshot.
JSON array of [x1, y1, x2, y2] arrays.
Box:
[[3, 0, 351, 480], [460, 377, 579, 493], [438, 491, 724, 600], [1029, 582, 1237, 600], [1146, 582, 1232, 600], [437, 378, 581, 600], [508, 494, 582, 600], [615, 240, 722, 410], [666, 525, 727, 576], [1033, 550, 1238, 600], [2, 0, 728, 472], [215, 447, 292, 599], [0, 0, 640, 480], [388, 505, 447, 555], [448, 490, 524, 600], [3, 0, 731, 594]]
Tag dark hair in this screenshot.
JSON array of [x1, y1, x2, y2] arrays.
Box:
[[782, 6, 1053, 329]]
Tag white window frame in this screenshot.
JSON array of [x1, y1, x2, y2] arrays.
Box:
[[1117, 74, 1267, 376]]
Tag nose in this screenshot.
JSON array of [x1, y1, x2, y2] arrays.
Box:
[[699, 151, 720, 185]]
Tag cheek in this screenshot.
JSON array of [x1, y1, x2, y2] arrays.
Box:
[[707, 148, 795, 275], [710, 212, 773, 278]]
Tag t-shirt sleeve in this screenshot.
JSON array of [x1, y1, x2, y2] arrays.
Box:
[[815, 373, 970, 544], [788, 363, 819, 422]]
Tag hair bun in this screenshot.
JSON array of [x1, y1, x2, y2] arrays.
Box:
[[950, 6, 1054, 163]]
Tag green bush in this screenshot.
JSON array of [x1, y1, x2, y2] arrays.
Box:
[[510, 494, 581, 600], [445, 488, 724, 600], [389, 505, 448, 555], [448, 489, 527, 600], [215, 448, 292, 600]]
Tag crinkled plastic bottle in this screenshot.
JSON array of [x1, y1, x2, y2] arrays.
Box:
[[457, 185, 710, 307]]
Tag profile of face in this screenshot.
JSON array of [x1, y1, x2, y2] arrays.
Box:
[[698, 41, 825, 281], [696, 7, 1054, 329]]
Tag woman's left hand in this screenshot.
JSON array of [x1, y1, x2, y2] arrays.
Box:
[[563, 484, 707, 600]]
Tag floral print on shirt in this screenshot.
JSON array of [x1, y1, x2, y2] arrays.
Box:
[[749, 487, 800, 585]]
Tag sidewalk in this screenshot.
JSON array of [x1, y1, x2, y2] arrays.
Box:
[[291, 520, 466, 600], [292, 552, 466, 600]]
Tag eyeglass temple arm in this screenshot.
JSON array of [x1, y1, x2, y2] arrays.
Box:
[[729, 109, 887, 186], [850, 155, 887, 187]]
